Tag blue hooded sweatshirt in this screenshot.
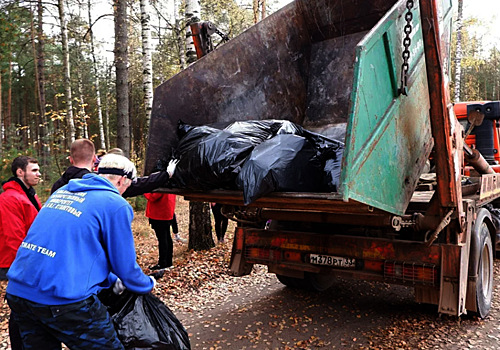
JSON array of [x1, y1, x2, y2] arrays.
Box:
[[7, 173, 154, 305]]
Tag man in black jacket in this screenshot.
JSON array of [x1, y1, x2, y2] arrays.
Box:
[[51, 139, 169, 198]]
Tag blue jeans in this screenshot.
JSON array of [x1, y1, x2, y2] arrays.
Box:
[[6, 293, 124, 350]]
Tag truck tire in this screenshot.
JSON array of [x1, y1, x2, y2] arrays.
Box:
[[276, 274, 301, 288], [276, 273, 334, 292], [303, 272, 334, 292], [474, 220, 494, 318], [468, 209, 494, 318]]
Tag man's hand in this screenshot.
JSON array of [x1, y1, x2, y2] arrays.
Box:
[[113, 278, 126, 295]]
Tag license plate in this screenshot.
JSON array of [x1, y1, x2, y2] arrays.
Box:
[[309, 254, 355, 268]]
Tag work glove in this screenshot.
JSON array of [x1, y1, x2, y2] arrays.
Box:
[[166, 159, 179, 178], [113, 278, 126, 295]]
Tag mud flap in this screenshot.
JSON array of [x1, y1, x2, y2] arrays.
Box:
[[229, 227, 253, 276], [438, 200, 473, 316]]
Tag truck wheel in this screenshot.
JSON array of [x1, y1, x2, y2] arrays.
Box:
[[303, 273, 334, 292], [276, 273, 334, 291], [474, 221, 494, 318], [276, 274, 300, 288]]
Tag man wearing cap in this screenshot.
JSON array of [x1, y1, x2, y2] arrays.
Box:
[[51, 139, 170, 197], [5, 154, 155, 349]]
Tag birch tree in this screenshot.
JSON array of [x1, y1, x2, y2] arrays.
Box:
[[87, 0, 106, 150], [115, 0, 130, 156], [140, 0, 153, 128], [454, 0, 464, 102], [58, 0, 76, 143], [185, 0, 200, 64], [76, 73, 89, 138], [174, 0, 186, 69]]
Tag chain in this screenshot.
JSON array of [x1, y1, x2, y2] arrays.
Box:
[[215, 28, 229, 43], [399, 0, 414, 96]]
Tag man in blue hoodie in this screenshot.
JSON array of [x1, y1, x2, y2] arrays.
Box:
[[6, 154, 155, 349]]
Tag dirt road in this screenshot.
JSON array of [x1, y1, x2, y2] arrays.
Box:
[[2, 237, 500, 349], [174, 262, 500, 350]]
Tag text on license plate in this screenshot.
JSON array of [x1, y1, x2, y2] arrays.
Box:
[[309, 254, 355, 268]]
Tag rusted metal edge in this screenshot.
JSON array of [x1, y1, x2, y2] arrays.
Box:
[[154, 187, 387, 214]]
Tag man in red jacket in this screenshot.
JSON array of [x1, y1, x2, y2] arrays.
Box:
[[0, 155, 42, 280], [0, 156, 41, 350]]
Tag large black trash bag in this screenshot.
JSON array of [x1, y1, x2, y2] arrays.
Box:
[[170, 119, 344, 194], [233, 120, 344, 193], [171, 130, 257, 190], [170, 120, 280, 190], [299, 129, 344, 192], [322, 146, 344, 191], [236, 134, 325, 205], [99, 289, 190, 350]]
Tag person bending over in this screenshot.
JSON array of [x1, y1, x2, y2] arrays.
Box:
[[6, 154, 155, 349]]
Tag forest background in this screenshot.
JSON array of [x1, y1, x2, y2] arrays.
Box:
[[0, 0, 499, 202]]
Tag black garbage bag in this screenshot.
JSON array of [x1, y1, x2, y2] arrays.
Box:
[[236, 134, 325, 205], [171, 129, 258, 190], [228, 119, 344, 193], [300, 130, 344, 192], [322, 147, 344, 192], [98, 289, 190, 350], [170, 120, 285, 190], [170, 119, 344, 194]]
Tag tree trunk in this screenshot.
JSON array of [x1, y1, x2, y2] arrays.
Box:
[[58, 0, 75, 143], [6, 61, 12, 136], [174, 0, 186, 69], [253, 0, 259, 23], [88, 0, 106, 150], [29, 9, 41, 157], [261, 0, 266, 20], [185, 0, 200, 64], [188, 202, 215, 250], [37, 0, 49, 166], [184, 0, 214, 251], [140, 0, 153, 131], [115, 0, 130, 156], [105, 63, 112, 150], [454, 0, 463, 103], [77, 73, 88, 139]]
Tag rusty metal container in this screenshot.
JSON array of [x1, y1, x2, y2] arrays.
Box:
[[146, 0, 452, 216]]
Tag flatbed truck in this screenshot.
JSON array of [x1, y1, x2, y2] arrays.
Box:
[[146, 0, 500, 317]]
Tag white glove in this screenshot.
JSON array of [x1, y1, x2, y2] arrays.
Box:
[[166, 159, 179, 178], [113, 278, 126, 295], [150, 276, 157, 289]]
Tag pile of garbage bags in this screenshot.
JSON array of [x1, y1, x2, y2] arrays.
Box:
[[167, 119, 344, 205]]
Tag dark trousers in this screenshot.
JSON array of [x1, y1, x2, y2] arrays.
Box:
[[149, 217, 175, 268], [211, 203, 228, 242], [6, 294, 124, 350], [2, 268, 23, 350], [9, 314, 23, 350]]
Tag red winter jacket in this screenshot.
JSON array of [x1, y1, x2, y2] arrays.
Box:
[[0, 180, 41, 268], [144, 193, 176, 221]]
